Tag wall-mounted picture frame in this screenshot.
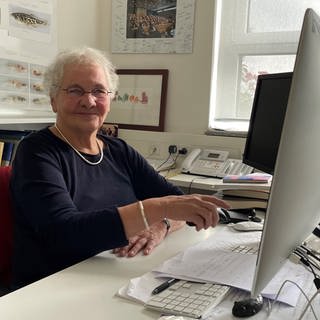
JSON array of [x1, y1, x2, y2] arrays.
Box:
[[111, 0, 195, 53], [107, 69, 168, 132]]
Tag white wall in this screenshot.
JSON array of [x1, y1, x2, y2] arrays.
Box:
[[99, 0, 215, 135], [52, 0, 246, 159]]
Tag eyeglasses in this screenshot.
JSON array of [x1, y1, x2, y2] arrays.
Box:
[[61, 86, 112, 100]]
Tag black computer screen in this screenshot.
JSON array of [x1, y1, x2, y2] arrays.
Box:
[[242, 72, 292, 174]]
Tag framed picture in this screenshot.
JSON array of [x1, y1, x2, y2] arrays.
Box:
[[107, 69, 168, 131], [111, 0, 195, 53]]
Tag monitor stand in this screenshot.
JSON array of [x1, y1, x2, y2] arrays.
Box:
[[232, 295, 263, 317]]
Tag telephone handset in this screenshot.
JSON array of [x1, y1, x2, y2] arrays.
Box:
[[181, 148, 253, 178]]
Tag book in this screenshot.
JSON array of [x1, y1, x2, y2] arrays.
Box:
[[213, 180, 271, 192], [1, 142, 14, 166], [215, 193, 268, 210], [0, 141, 4, 163], [222, 173, 272, 183], [221, 189, 270, 200], [0, 129, 32, 164]]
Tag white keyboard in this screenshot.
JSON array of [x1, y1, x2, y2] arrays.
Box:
[[145, 280, 230, 319], [231, 245, 259, 255]]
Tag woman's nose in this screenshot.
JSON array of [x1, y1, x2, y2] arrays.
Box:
[[79, 93, 96, 108]]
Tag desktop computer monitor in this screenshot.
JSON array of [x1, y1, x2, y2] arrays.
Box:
[[233, 8, 320, 317], [243, 72, 292, 175]]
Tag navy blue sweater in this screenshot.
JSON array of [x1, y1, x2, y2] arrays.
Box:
[[10, 128, 183, 289]]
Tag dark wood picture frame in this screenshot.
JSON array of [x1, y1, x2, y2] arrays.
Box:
[[107, 69, 168, 131]]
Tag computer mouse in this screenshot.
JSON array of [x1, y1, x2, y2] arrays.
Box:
[[186, 208, 230, 226], [232, 296, 263, 317], [232, 221, 263, 232], [217, 208, 230, 224]]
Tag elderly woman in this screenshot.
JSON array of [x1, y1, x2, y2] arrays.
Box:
[[10, 47, 229, 289]]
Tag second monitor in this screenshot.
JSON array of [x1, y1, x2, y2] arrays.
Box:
[[243, 72, 292, 175]]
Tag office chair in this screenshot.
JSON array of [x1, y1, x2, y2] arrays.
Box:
[[0, 166, 13, 294]]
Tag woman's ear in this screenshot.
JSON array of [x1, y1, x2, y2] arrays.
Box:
[[51, 97, 57, 113]]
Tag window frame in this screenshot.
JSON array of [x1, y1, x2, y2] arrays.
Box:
[[208, 0, 302, 134]]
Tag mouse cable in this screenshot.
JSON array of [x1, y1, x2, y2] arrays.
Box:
[[292, 250, 320, 297], [300, 257, 320, 290], [297, 289, 320, 320], [267, 279, 318, 320]]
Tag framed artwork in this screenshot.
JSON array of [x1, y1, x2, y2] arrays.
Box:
[[107, 69, 168, 131], [111, 0, 195, 53]]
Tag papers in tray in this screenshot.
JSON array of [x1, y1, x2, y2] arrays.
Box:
[[213, 174, 271, 209], [221, 189, 269, 200], [213, 173, 272, 209], [215, 193, 268, 209], [213, 180, 271, 192]]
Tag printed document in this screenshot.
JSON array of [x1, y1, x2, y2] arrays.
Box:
[[153, 227, 309, 306]]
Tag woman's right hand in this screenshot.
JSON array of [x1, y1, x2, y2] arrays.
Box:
[[143, 194, 230, 231]]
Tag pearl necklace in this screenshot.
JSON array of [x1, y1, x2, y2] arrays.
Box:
[[54, 124, 104, 166]]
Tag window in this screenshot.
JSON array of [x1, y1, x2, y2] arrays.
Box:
[[209, 0, 320, 133]]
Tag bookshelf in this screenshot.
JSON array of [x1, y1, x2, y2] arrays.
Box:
[[0, 129, 33, 166]]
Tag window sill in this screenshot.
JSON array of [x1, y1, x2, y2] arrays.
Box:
[[205, 128, 247, 138], [207, 120, 249, 138]]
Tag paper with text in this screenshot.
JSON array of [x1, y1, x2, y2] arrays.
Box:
[[153, 227, 308, 306]]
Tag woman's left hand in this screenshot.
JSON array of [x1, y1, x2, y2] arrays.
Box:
[[113, 221, 168, 257]]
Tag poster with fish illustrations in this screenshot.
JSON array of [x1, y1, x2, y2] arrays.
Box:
[[0, 0, 57, 123], [8, 2, 52, 43]]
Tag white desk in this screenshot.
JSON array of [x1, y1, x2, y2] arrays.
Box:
[[0, 224, 319, 320], [0, 226, 217, 320]]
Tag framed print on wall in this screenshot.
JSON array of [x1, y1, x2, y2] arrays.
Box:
[[107, 69, 168, 131], [111, 0, 195, 53]]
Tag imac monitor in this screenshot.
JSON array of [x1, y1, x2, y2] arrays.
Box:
[[243, 72, 292, 175], [233, 8, 320, 317]]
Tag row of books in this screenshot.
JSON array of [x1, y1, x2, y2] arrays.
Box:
[[213, 173, 272, 210], [0, 129, 33, 166]]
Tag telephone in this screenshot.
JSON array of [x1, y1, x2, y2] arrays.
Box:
[[181, 148, 253, 178]]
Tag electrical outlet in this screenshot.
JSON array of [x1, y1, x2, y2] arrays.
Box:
[[168, 145, 177, 154], [148, 144, 160, 156]]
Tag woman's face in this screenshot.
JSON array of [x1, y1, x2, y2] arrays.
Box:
[[51, 63, 111, 134]]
